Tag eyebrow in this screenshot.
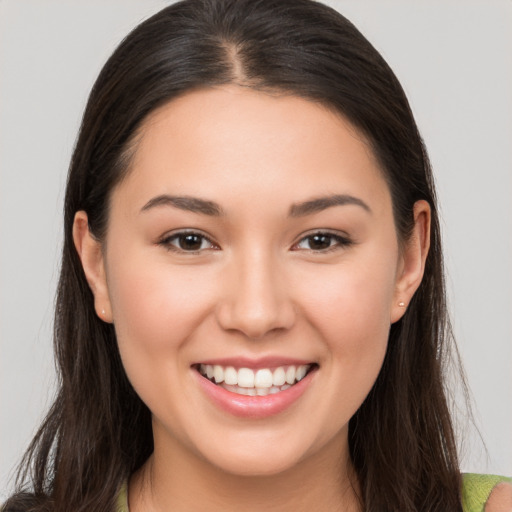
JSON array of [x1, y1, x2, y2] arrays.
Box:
[[288, 194, 371, 217], [140, 195, 224, 216], [140, 193, 371, 217]]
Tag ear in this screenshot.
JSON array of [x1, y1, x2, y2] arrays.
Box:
[[72, 211, 113, 323], [390, 200, 431, 324]]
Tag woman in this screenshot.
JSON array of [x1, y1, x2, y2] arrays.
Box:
[[3, 0, 510, 511]]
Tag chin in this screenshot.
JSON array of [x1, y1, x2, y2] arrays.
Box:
[[195, 434, 310, 478], [211, 452, 303, 478]]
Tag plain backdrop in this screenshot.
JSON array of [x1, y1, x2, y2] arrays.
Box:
[[1, 0, 511, 499]]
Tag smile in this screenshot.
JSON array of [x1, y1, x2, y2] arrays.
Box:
[[196, 363, 315, 397]]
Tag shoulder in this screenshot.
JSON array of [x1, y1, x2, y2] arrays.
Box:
[[485, 481, 512, 512], [462, 473, 512, 512]]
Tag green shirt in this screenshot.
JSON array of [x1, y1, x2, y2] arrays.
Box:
[[116, 473, 512, 511], [462, 473, 512, 512]]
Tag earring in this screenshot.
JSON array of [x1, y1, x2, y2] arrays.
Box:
[[398, 302, 405, 307], [102, 309, 106, 315]]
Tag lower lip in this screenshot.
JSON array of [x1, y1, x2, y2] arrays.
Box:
[[194, 368, 316, 419]]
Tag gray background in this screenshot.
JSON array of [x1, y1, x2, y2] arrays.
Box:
[[1, 0, 511, 499]]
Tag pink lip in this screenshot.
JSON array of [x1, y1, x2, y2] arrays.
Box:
[[193, 356, 314, 369], [193, 366, 317, 419]]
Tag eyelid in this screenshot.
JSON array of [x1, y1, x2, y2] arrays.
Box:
[[157, 228, 352, 253], [290, 229, 353, 252], [158, 229, 219, 253]]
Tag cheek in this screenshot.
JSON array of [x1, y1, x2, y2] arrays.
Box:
[[301, 258, 396, 338], [296, 253, 397, 384], [304, 261, 395, 426], [105, 255, 221, 431], [105, 252, 218, 375]]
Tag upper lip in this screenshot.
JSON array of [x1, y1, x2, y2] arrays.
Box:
[[192, 356, 316, 369]]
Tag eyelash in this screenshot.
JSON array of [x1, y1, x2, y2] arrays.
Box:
[[158, 230, 218, 254], [158, 230, 353, 254], [291, 231, 353, 253]]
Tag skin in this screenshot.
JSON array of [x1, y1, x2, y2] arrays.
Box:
[[486, 483, 512, 512], [74, 86, 431, 511]]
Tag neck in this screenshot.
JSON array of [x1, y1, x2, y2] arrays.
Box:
[[129, 429, 361, 512]]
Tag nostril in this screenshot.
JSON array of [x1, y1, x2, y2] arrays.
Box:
[[214, 272, 296, 339], [215, 303, 296, 341]]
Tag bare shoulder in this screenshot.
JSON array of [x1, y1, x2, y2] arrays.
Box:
[[485, 482, 512, 512]]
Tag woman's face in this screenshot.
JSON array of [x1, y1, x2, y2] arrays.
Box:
[[75, 86, 428, 477]]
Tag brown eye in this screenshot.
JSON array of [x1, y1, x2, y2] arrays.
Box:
[[160, 231, 216, 252], [306, 234, 333, 250], [177, 234, 204, 251], [293, 232, 352, 252]]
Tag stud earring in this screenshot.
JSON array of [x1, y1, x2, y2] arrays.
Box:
[[398, 302, 405, 307], [101, 309, 106, 316]]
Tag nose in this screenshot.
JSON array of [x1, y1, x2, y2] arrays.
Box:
[[215, 251, 296, 340]]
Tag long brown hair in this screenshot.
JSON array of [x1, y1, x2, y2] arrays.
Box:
[[4, 1, 466, 510]]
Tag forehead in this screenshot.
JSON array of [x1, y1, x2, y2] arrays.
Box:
[[114, 86, 391, 217]]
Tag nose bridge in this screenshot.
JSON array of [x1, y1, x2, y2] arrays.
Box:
[[216, 246, 295, 339]]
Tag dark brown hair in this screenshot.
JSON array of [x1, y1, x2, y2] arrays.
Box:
[[4, 1, 466, 510]]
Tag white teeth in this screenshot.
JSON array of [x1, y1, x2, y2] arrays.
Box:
[[218, 382, 294, 396], [296, 365, 308, 381], [198, 363, 313, 394], [272, 367, 286, 386], [237, 368, 255, 388], [213, 365, 224, 383], [224, 366, 238, 385], [285, 366, 296, 385], [254, 369, 273, 388]]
